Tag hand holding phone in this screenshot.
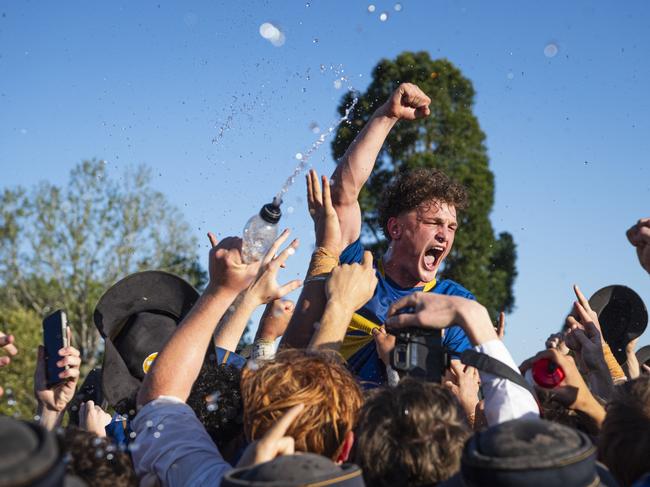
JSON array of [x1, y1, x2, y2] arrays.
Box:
[[43, 310, 69, 387]]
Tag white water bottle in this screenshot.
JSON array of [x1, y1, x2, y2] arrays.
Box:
[[241, 201, 282, 263]]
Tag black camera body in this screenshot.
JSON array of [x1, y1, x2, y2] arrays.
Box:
[[390, 327, 447, 383]]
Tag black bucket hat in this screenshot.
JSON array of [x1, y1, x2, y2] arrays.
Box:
[[221, 453, 365, 487], [440, 418, 616, 487], [93, 270, 199, 414], [588, 285, 648, 364]]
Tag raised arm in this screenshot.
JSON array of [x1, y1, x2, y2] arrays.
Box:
[[331, 83, 431, 246]]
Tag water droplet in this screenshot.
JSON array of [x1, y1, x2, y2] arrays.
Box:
[[287, 206, 295, 214], [544, 42, 559, 58], [107, 453, 114, 460], [92, 437, 103, 447], [309, 122, 321, 134], [394, 3, 402, 11], [95, 449, 104, 458], [259, 22, 285, 47], [207, 403, 218, 412], [379, 12, 389, 21], [333, 79, 342, 89], [142, 296, 148, 301], [129, 431, 137, 439], [305, 1, 310, 6], [145, 420, 154, 428], [295, 152, 304, 160], [287, 247, 295, 256], [584, 160, 589, 165], [506, 71, 514, 80], [320, 64, 326, 72], [368, 4, 376, 13], [312, 38, 319, 44], [157, 424, 165, 431], [153, 431, 161, 438]]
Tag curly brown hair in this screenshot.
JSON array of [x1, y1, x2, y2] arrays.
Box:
[[378, 168, 468, 239], [351, 378, 470, 486], [599, 375, 650, 486], [61, 427, 137, 486], [240, 349, 363, 460]]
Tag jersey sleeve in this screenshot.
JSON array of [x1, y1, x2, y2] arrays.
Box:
[[339, 238, 365, 265]]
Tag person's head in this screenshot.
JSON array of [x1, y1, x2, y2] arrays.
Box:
[[351, 378, 470, 486], [599, 375, 650, 486], [240, 349, 363, 461], [187, 361, 245, 462], [378, 168, 468, 284], [61, 427, 138, 486]]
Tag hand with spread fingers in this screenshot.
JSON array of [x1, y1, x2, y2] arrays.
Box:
[[79, 400, 112, 438], [237, 404, 304, 468], [245, 230, 303, 306], [626, 217, 650, 274], [307, 169, 342, 256], [378, 82, 432, 121]]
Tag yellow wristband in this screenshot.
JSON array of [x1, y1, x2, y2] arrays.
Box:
[[307, 247, 339, 278]]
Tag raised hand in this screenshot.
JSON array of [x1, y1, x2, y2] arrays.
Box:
[[379, 83, 431, 121], [257, 299, 295, 342], [246, 230, 303, 306], [79, 400, 112, 438], [626, 218, 650, 274], [207, 233, 261, 296], [307, 169, 342, 256], [326, 251, 378, 312], [0, 331, 18, 397], [444, 360, 481, 421], [236, 403, 304, 468]]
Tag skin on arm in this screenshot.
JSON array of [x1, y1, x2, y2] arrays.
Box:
[[331, 83, 431, 247], [137, 236, 259, 407], [211, 230, 302, 352], [0, 331, 18, 397], [281, 171, 343, 349], [308, 251, 378, 351]]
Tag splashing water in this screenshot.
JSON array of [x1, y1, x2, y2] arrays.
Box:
[[274, 94, 358, 204]]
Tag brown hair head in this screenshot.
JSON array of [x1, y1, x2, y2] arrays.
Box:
[[351, 378, 470, 486], [599, 375, 650, 486], [378, 168, 468, 239], [240, 349, 363, 460]]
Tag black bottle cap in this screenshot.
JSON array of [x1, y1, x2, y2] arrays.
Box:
[[259, 201, 282, 224]]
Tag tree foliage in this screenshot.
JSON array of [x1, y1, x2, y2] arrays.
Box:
[[332, 52, 517, 318], [0, 160, 205, 374]]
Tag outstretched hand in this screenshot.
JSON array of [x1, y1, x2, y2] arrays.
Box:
[[326, 251, 378, 311], [245, 230, 303, 306], [379, 83, 431, 121], [307, 169, 342, 256], [626, 218, 650, 274]]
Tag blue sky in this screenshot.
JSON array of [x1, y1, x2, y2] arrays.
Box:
[[1, 0, 649, 362]]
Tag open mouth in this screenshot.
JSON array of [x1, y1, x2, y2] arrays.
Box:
[[423, 246, 445, 271]]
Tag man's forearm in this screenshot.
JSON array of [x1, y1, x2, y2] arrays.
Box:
[[455, 302, 498, 346], [308, 298, 354, 351], [212, 292, 259, 352], [333, 110, 397, 204], [137, 286, 238, 407]]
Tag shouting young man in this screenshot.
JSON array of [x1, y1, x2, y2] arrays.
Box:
[[331, 82, 474, 385]]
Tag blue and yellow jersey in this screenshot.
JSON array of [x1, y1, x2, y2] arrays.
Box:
[[339, 239, 475, 387]]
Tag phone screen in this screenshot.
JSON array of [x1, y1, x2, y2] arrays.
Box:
[[42, 310, 68, 388]]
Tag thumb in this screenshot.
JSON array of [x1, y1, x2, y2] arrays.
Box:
[[361, 251, 373, 269]]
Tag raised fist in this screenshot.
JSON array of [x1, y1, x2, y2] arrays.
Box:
[[379, 83, 431, 121]]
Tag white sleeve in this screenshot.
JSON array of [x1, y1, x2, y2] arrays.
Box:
[[474, 340, 539, 426], [130, 396, 232, 487]]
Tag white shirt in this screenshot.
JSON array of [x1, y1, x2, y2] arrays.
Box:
[[474, 339, 539, 426], [130, 396, 231, 487]]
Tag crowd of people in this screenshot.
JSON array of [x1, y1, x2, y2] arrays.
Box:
[[1, 83, 650, 486]]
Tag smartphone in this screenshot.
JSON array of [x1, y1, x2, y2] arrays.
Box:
[[68, 368, 104, 425], [42, 310, 69, 388]]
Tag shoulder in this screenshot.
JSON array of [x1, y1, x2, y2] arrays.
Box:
[[339, 238, 365, 265], [433, 279, 475, 300]]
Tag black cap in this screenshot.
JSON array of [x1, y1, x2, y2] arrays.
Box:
[[259, 201, 282, 224], [636, 345, 650, 368], [588, 285, 648, 364], [221, 453, 365, 487], [440, 418, 616, 487]]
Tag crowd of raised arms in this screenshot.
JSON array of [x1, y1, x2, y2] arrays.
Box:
[[1, 83, 650, 487]]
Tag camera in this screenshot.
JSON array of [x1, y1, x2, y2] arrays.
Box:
[[390, 327, 447, 383]]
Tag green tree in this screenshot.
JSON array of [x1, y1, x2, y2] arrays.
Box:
[[332, 51, 517, 318], [0, 160, 205, 374]]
